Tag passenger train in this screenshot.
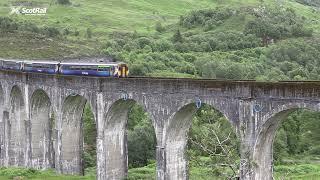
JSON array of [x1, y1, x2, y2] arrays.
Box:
[[0, 59, 129, 77]]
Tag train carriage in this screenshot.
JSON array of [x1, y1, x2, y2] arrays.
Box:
[[59, 62, 129, 77], [0, 59, 24, 71], [23, 61, 59, 74]]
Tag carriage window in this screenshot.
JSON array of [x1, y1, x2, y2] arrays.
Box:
[[85, 66, 91, 70], [98, 67, 104, 71], [70, 66, 80, 70], [98, 66, 110, 71]]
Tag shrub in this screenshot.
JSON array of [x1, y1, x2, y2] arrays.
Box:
[[41, 26, 60, 37], [179, 8, 234, 29], [63, 28, 70, 35], [57, 0, 71, 5], [74, 29, 80, 36], [0, 17, 18, 32], [155, 22, 165, 33], [136, 37, 152, 49], [0, 167, 39, 177], [172, 29, 183, 43], [86, 28, 92, 38], [18, 22, 40, 33], [152, 39, 173, 52], [309, 145, 320, 155], [129, 63, 148, 76]]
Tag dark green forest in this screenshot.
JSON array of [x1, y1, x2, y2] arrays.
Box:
[[103, 6, 320, 81], [0, 1, 320, 179]]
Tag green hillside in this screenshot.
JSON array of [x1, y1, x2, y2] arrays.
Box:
[[0, 0, 318, 34], [0, 0, 319, 59], [0, 0, 261, 35]]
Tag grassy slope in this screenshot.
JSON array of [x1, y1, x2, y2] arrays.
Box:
[[0, 0, 318, 35], [0, 0, 319, 58], [0, 0, 260, 34], [0, 31, 100, 59], [1, 163, 319, 180]]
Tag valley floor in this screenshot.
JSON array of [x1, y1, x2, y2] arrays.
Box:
[[0, 162, 319, 180]]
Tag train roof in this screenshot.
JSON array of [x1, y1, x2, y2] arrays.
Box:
[[0, 59, 126, 66], [0, 59, 24, 62], [24, 61, 60, 64], [0, 59, 59, 64], [59, 62, 125, 66]]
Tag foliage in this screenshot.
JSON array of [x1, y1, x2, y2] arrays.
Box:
[[98, 6, 320, 81], [86, 28, 92, 39], [127, 105, 156, 168], [0, 17, 18, 32], [274, 164, 320, 175], [155, 22, 166, 33], [83, 104, 96, 169], [179, 8, 234, 29], [274, 110, 320, 163], [172, 29, 183, 43], [244, 6, 312, 46], [188, 105, 240, 179], [0, 167, 95, 179], [57, 0, 71, 5], [42, 26, 61, 37], [0, 167, 39, 177], [0, 17, 61, 37], [127, 163, 156, 180]]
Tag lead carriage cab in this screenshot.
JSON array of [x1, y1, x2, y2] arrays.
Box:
[[59, 62, 129, 77], [115, 63, 129, 78]]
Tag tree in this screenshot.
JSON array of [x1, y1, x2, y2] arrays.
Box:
[[188, 106, 240, 179], [244, 7, 312, 46], [83, 103, 97, 168], [172, 29, 183, 43], [127, 105, 156, 168], [57, 0, 71, 5]]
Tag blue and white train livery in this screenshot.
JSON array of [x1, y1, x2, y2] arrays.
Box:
[[0, 59, 129, 78], [24, 61, 59, 74]]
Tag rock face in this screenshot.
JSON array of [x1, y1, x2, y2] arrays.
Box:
[[0, 71, 319, 180]]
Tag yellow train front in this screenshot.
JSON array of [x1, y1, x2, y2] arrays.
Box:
[[114, 63, 129, 78]]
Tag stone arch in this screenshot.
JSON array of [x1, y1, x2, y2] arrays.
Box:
[[103, 98, 156, 179], [60, 94, 88, 174], [165, 103, 197, 180], [253, 102, 320, 180], [164, 102, 237, 180], [30, 89, 53, 169], [8, 85, 26, 166]]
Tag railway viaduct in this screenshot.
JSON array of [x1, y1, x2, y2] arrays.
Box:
[[0, 70, 319, 180]]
